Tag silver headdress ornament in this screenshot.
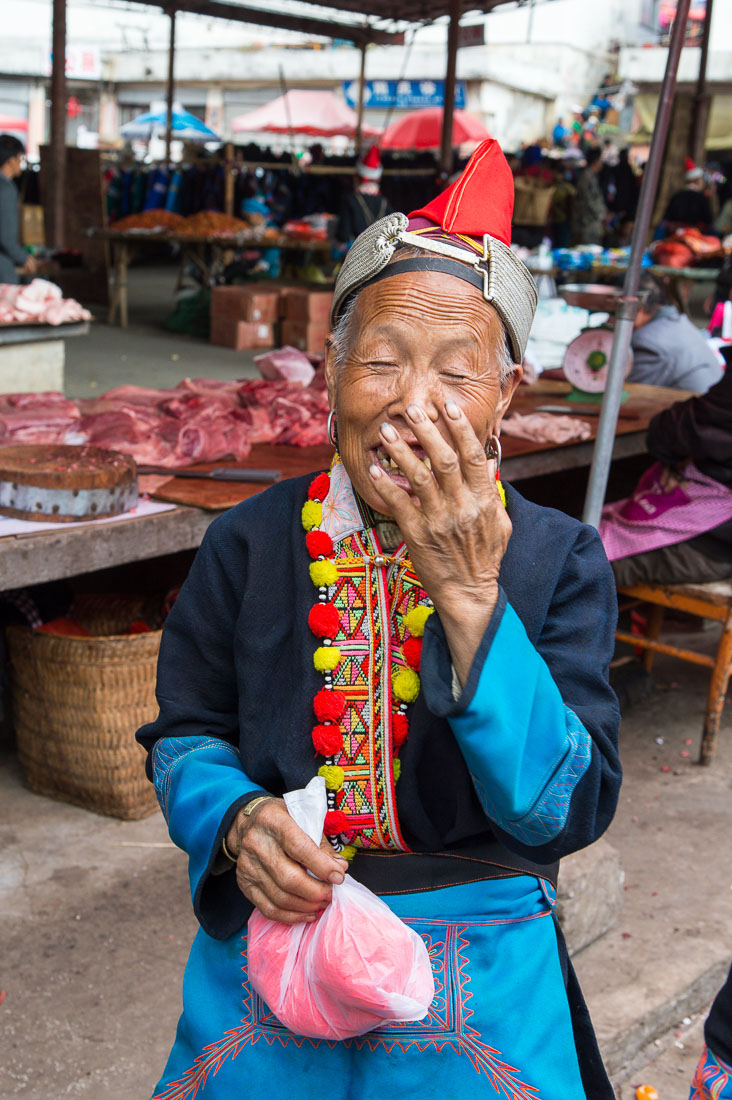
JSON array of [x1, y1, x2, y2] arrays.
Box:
[[331, 212, 538, 363]]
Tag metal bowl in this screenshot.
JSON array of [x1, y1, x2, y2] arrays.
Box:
[[558, 284, 622, 312]]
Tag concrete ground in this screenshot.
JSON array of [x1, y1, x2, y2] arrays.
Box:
[[1, 265, 731, 1098], [63, 264, 261, 398]]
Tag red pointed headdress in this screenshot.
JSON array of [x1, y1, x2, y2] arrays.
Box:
[[331, 138, 538, 362], [408, 139, 514, 247]]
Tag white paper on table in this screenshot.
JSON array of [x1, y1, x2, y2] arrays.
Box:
[[0, 497, 177, 538]]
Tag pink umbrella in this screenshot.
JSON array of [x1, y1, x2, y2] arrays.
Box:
[[231, 90, 381, 139], [381, 108, 490, 150], [0, 114, 28, 133]]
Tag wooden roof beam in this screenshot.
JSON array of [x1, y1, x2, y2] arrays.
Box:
[[149, 0, 405, 45]]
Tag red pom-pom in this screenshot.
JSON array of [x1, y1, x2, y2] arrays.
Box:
[[306, 530, 334, 559], [314, 688, 346, 722], [402, 636, 422, 671], [308, 603, 340, 638], [308, 473, 331, 501], [313, 724, 343, 756], [392, 712, 409, 748], [324, 810, 351, 837]]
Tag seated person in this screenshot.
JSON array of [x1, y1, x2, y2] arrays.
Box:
[[599, 367, 732, 587], [629, 273, 723, 393]]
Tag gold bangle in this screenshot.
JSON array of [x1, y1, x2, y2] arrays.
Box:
[[221, 834, 239, 864]]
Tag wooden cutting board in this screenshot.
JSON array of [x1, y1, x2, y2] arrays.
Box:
[[150, 444, 333, 511]]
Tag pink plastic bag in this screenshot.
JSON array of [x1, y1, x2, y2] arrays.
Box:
[[246, 777, 435, 1040]]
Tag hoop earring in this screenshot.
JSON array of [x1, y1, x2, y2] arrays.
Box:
[[486, 434, 502, 469], [327, 410, 338, 449]]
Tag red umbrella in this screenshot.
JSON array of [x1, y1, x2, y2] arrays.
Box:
[[381, 108, 490, 151], [231, 90, 381, 139], [0, 114, 28, 133]]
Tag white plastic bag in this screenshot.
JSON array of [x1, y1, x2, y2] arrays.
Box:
[[246, 776, 435, 1040]]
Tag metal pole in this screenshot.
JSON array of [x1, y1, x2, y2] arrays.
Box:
[[582, 0, 692, 528], [439, 0, 461, 181], [690, 0, 713, 165], [354, 43, 367, 160], [164, 9, 176, 167], [50, 0, 66, 248]]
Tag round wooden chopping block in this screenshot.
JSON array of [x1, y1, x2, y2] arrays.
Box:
[[0, 444, 138, 522]]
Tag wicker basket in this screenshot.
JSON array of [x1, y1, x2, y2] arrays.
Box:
[[6, 599, 162, 820]]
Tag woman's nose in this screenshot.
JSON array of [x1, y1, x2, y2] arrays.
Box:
[[389, 368, 441, 422]]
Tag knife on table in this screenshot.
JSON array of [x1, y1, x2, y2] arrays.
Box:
[[140, 467, 282, 482]]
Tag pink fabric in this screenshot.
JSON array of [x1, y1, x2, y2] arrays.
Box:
[[502, 412, 593, 444], [599, 461, 732, 561]]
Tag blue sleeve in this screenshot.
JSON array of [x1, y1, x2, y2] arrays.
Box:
[[151, 737, 266, 938], [447, 601, 592, 845], [421, 523, 621, 862], [137, 515, 268, 939]]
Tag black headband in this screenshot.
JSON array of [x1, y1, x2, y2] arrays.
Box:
[[340, 255, 487, 318]]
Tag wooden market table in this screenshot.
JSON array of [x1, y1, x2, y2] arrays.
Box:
[[0, 381, 690, 593], [88, 228, 334, 328]]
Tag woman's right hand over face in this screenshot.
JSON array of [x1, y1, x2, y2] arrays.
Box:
[[226, 799, 349, 924]]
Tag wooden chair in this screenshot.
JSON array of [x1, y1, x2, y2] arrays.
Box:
[[615, 580, 732, 765]]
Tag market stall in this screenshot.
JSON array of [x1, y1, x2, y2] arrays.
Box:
[[90, 226, 334, 327]]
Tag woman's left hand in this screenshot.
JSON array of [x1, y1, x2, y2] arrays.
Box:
[[368, 401, 511, 686]]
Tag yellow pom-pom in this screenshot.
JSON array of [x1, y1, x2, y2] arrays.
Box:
[[314, 645, 341, 672], [301, 500, 322, 531], [392, 666, 421, 704], [403, 605, 434, 638], [393, 758, 402, 782], [497, 479, 506, 507], [318, 764, 344, 791], [340, 845, 357, 861], [309, 560, 338, 588]]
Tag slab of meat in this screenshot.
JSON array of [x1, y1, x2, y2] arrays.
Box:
[[176, 377, 245, 397], [0, 407, 81, 445], [0, 355, 335, 468], [254, 346, 315, 386], [99, 385, 180, 406], [0, 279, 90, 325]]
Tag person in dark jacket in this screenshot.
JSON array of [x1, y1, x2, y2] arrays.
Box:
[[137, 140, 621, 1100], [0, 134, 35, 284], [663, 158, 713, 232]]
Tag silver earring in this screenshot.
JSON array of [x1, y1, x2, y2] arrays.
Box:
[[327, 410, 338, 449], [486, 434, 502, 468]]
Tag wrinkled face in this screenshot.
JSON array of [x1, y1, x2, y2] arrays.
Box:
[[324, 270, 522, 516]]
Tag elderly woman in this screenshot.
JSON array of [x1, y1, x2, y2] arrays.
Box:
[[138, 140, 621, 1100]]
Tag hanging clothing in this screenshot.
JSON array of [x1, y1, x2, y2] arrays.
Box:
[[137, 466, 621, 1100]]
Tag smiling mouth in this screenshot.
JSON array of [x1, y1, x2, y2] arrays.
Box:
[[374, 445, 432, 476]]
